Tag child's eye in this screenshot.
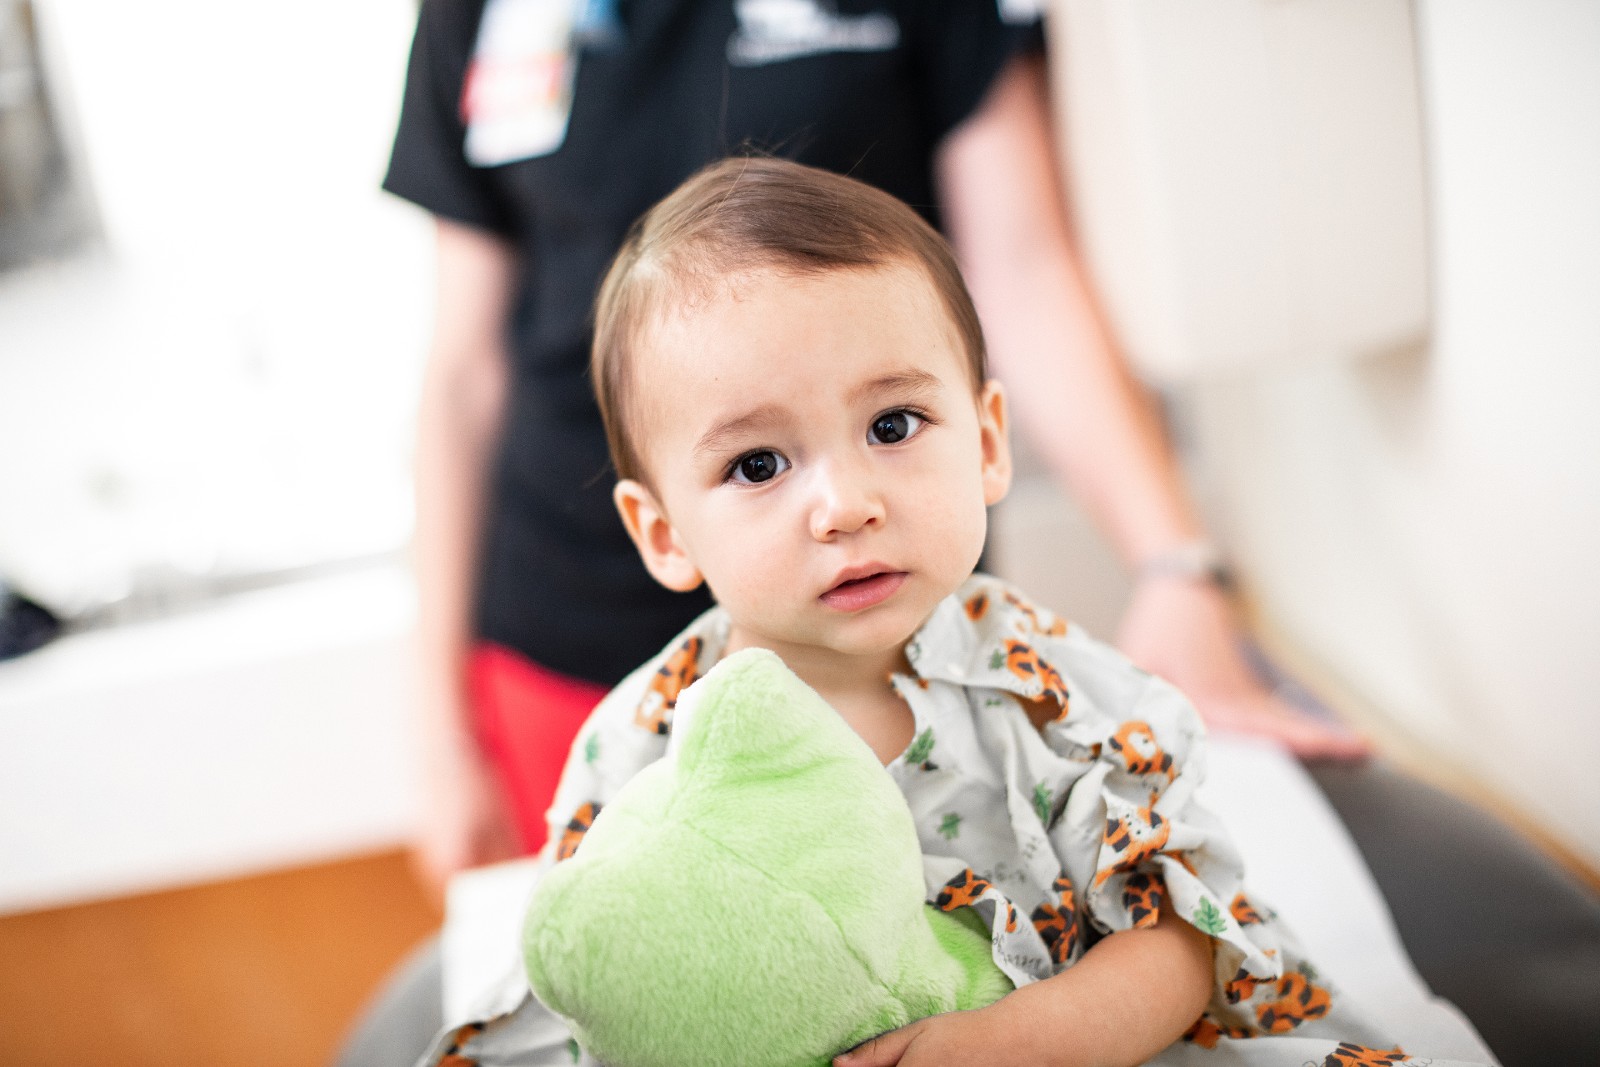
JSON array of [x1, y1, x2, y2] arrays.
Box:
[[868, 409, 925, 445], [728, 450, 789, 484]]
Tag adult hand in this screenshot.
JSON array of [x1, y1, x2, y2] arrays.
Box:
[[410, 695, 523, 903], [1116, 578, 1370, 761]]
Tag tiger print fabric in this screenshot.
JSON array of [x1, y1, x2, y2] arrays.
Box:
[[424, 575, 1490, 1066]]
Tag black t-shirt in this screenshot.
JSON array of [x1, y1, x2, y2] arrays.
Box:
[[386, 0, 1041, 685]]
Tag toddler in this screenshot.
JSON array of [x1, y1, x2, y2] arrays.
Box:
[[429, 158, 1414, 1066]]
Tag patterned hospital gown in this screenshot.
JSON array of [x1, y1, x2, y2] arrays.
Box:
[[420, 574, 1488, 1067]]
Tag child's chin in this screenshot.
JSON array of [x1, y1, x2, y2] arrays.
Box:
[[822, 609, 929, 656]]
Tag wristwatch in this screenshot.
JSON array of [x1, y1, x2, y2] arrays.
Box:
[[1136, 541, 1234, 590]]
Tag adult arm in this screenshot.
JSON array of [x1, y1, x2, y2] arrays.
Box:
[[411, 217, 521, 897], [934, 53, 1366, 759]]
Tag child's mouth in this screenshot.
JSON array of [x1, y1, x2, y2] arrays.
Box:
[[819, 571, 907, 612]]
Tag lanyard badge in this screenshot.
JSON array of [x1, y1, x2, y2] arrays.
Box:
[[462, 0, 587, 166]]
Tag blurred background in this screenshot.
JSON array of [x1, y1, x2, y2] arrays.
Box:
[[0, 1, 1595, 1065]]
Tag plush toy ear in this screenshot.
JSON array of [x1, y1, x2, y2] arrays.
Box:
[[614, 478, 704, 592], [977, 379, 1013, 507], [670, 648, 868, 787]]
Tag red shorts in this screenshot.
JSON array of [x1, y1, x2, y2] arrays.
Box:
[[467, 643, 610, 854]]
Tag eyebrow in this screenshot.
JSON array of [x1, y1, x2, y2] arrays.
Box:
[[690, 368, 946, 458], [692, 404, 788, 458], [851, 368, 942, 403]]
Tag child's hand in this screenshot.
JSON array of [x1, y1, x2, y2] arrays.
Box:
[[833, 1008, 1013, 1067]]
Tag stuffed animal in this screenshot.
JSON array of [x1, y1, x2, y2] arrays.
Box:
[[522, 647, 1013, 1067]]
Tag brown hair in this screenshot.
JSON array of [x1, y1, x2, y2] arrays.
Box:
[[592, 156, 987, 484]]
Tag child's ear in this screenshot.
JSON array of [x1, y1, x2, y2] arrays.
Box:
[[614, 479, 705, 593], [978, 379, 1012, 506]]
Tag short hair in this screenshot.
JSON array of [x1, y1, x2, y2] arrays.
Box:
[[592, 156, 988, 484]]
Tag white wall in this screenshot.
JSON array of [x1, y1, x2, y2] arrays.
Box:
[[0, 2, 436, 908], [1185, 0, 1600, 868], [1, 0, 431, 611]]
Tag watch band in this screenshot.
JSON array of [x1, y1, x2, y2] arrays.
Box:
[[1136, 541, 1234, 590]]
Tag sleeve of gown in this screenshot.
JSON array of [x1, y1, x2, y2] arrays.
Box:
[[1063, 671, 1341, 1038]]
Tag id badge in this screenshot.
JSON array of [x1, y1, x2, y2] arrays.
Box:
[[462, 0, 580, 166]]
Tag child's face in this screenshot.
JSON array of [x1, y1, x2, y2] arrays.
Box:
[[614, 262, 1011, 665]]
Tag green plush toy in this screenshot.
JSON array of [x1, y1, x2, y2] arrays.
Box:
[[522, 647, 1014, 1067]]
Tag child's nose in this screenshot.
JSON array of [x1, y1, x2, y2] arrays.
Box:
[[807, 461, 886, 541]]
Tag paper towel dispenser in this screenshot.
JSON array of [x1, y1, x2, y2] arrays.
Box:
[[1047, 0, 1430, 384]]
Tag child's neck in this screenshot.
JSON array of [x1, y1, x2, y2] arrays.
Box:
[[722, 631, 916, 765]]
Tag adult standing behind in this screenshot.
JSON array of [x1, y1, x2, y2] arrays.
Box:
[[384, 0, 1365, 896]]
